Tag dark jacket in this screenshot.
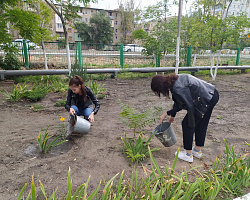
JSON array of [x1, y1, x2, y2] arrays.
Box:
[[65, 86, 100, 115], [167, 74, 215, 128]]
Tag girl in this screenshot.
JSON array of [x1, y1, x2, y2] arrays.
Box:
[[65, 75, 100, 123], [151, 73, 219, 162]]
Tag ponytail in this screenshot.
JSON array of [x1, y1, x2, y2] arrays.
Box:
[[69, 75, 87, 101]]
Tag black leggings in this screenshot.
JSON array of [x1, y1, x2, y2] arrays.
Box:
[[182, 89, 219, 150]]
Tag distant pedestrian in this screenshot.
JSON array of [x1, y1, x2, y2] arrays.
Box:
[[151, 73, 219, 162], [65, 75, 100, 123]]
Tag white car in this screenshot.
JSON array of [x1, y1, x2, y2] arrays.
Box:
[[123, 44, 145, 52], [12, 39, 40, 50], [242, 47, 250, 54]]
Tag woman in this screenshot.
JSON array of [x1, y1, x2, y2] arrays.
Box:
[[151, 73, 219, 162], [65, 75, 100, 123]]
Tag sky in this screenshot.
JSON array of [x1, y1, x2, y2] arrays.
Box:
[[89, 0, 191, 16]]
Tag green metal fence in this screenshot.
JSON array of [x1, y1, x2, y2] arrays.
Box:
[[1, 40, 250, 70]]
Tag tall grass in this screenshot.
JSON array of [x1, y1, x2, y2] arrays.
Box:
[[18, 140, 250, 199]]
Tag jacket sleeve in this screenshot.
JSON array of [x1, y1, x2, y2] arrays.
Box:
[[65, 89, 72, 112], [86, 87, 100, 115]]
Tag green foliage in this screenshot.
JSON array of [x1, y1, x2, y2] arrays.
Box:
[[17, 140, 250, 199], [86, 80, 106, 98], [119, 100, 156, 136], [121, 133, 161, 163], [29, 104, 45, 112], [0, 82, 29, 102], [23, 83, 49, 102], [54, 99, 67, 107], [75, 11, 113, 45], [38, 126, 67, 154], [0, 46, 21, 70], [49, 79, 68, 93], [70, 63, 88, 81]]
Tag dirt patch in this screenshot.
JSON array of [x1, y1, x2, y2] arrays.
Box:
[[0, 72, 250, 199]]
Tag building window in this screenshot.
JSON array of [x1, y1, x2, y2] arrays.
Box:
[[57, 23, 63, 28], [91, 10, 93, 15], [78, 34, 81, 38], [86, 18, 88, 22], [110, 20, 112, 24], [116, 36, 117, 40], [116, 13, 118, 17], [109, 12, 112, 16], [115, 29, 117, 32], [68, 28, 72, 33], [115, 21, 118, 25], [85, 10, 88, 14]]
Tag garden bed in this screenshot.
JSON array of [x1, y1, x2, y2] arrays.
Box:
[[0, 72, 250, 199]]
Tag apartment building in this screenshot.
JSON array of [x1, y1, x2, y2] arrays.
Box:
[[52, 6, 122, 44]]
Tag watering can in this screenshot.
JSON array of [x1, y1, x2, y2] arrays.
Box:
[[152, 122, 177, 147], [66, 115, 91, 137]]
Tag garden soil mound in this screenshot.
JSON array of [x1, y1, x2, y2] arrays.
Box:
[[0, 72, 250, 199]]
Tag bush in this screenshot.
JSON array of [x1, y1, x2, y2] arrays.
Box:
[[0, 52, 21, 70], [23, 84, 49, 102]]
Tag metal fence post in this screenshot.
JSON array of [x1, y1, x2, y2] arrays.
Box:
[[120, 43, 124, 68], [23, 39, 29, 69], [236, 47, 240, 66], [187, 45, 191, 66], [157, 57, 160, 67], [78, 42, 82, 67]]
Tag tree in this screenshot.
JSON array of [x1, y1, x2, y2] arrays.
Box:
[[30, 0, 55, 69], [75, 11, 113, 45], [118, 0, 140, 44], [0, 0, 40, 44], [188, 0, 250, 80], [134, 1, 175, 67], [44, 0, 94, 72]]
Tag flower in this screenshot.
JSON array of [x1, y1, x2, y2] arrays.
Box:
[[60, 116, 65, 122]]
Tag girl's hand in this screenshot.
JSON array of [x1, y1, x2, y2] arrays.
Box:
[[160, 112, 168, 123], [88, 112, 94, 123], [169, 116, 175, 124], [69, 108, 75, 115]]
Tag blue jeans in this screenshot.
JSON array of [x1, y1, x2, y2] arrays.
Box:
[[71, 105, 93, 119]]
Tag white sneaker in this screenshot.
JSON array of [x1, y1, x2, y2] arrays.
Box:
[[175, 150, 193, 163], [192, 147, 202, 158]]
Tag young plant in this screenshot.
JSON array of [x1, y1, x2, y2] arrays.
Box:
[[50, 79, 68, 93], [37, 126, 67, 153], [86, 80, 106, 98], [54, 99, 67, 107], [23, 83, 49, 102], [56, 116, 67, 139], [121, 133, 161, 163], [119, 101, 156, 136], [0, 82, 29, 102]]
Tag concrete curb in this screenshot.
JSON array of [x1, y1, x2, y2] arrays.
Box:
[[234, 193, 250, 200]]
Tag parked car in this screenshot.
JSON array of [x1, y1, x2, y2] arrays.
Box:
[[12, 39, 40, 50], [123, 44, 145, 52], [242, 47, 250, 54]]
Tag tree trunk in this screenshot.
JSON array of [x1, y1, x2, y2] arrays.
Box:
[[41, 40, 48, 70], [175, 0, 182, 74]]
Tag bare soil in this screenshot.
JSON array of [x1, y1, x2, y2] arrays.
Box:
[[0, 72, 250, 199]]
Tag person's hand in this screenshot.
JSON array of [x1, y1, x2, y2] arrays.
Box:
[[160, 112, 168, 123], [169, 116, 175, 124], [88, 112, 94, 123], [69, 108, 75, 115]]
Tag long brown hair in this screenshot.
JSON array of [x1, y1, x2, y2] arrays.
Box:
[[69, 75, 87, 101], [151, 73, 178, 98]]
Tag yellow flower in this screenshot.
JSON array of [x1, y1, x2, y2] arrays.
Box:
[[60, 116, 65, 122]]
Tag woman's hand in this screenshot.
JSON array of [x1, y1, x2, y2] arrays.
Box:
[[169, 116, 175, 124], [88, 112, 94, 123], [160, 112, 168, 123], [69, 108, 75, 115]]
